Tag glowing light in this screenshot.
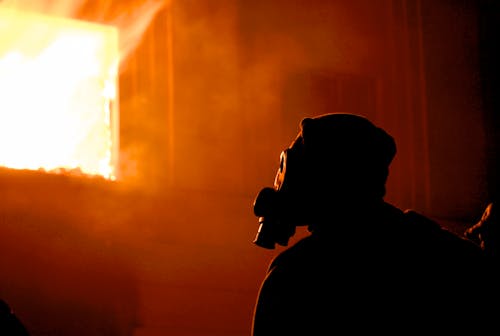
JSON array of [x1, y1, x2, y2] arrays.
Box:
[[0, 8, 119, 180]]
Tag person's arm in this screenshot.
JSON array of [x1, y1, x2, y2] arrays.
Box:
[[464, 202, 500, 258]]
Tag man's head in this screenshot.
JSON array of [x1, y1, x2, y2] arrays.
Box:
[[284, 113, 396, 201], [253, 113, 397, 248]]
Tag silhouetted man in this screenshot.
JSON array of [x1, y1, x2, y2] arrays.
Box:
[[251, 113, 498, 335]]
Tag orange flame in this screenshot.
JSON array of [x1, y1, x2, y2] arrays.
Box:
[[0, 1, 168, 179], [0, 8, 119, 179]]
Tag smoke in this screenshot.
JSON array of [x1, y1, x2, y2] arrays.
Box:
[[0, 0, 170, 68], [106, 0, 167, 69]]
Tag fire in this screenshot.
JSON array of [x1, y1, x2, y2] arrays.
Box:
[[0, 8, 119, 180]]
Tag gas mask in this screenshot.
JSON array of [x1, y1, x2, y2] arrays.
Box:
[[252, 137, 309, 249], [251, 113, 397, 249]]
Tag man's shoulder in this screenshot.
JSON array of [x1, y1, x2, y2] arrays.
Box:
[[403, 209, 480, 246], [401, 209, 489, 271]]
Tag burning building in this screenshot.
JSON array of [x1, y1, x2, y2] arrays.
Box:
[[0, 0, 498, 335]]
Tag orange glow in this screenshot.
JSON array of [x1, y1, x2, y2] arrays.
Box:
[[0, 8, 119, 180]]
